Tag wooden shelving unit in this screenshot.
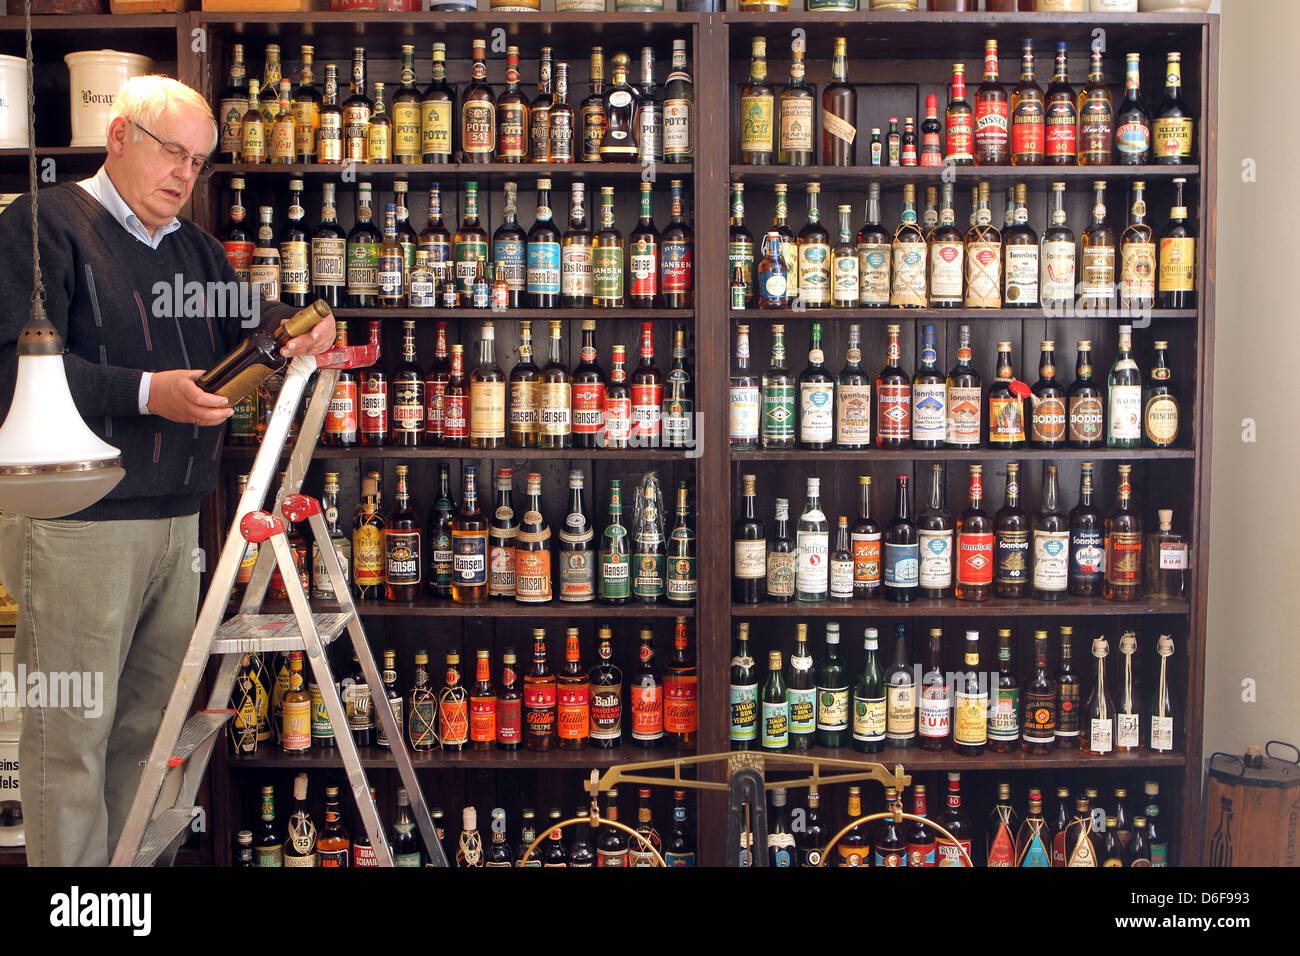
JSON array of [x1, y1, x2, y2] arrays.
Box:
[[4, 5, 1215, 868]]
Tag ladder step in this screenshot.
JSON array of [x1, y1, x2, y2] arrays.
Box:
[[213, 612, 354, 654], [169, 710, 233, 768], [132, 808, 195, 867]]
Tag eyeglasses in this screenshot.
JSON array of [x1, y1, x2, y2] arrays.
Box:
[[129, 120, 213, 178]]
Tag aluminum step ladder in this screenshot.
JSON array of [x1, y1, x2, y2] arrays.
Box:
[[111, 346, 447, 867]]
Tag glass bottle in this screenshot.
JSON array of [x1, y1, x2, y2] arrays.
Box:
[[993, 462, 1029, 600], [454, 181, 489, 301], [785, 623, 816, 751], [1082, 636, 1115, 755], [589, 627, 623, 749], [739, 37, 774, 165], [944, 325, 980, 448], [778, 35, 814, 166], [953, 630, 987, 756], [890, 185, 927, 307], [1056, 626, 1081, 749], [351, 477, 385, 601], [730, 325, 760, 448], [537, 319, 571, 449], [875, 324, 911, 448], [1077, 50, 1114, 165], [1039, 181, 1076, 312], [604, 345, 631, 448], [955, 464, 994, 602], [945, 63, 973, 165], [451, 465, 488, 605], [1149, 636, 1176, 753], [1153, 52, 1194, 164], [856, 182, 890, 307], [496, 649, 522, 751], [1115, 632, 1141, 752], [1029, 340, 1066, 448], [1104, 464, 1144, 601], [1002, 182, 1038, 306], [1158, 177, 1196, 308], [1080, 180, 1116, 308], [815, 623, 849, 749], [556, 628, 589, 750], [282, 774, 317, 867], [632, 472, 666, 604], [1116, 53, 1151, 165], [341, 48, 372, 165], [310, 472, 351, 602], [936, 773, 974, 867], [1010, 40, 1044, 165], [631, 627, 664, 749], [964, 181, 1002, 308], [425, 462, 456, 598], [366, 82, 391, 165], [460, 38, 495, 163], [884, 623, 916, 749], [884, 474, 918, 603], [523, 628, 556, 751], [1021, 629, 1056, 755], [917, 463, 953, 599], [851, 629, 884, 754], [795, 477, 829, 603], [557, 470, 594, 603], [988, 629, 1020, 754], [1067, 339, 1104, 448], [384, 464, 421, 603], [730, 623, 758, 751], [599, 479, 630, 605], [469, 649, 495, 750], [973, 39, 1009, 165], [548, 62, 575, 163], [1068, 461, 1104, 596], [1044, 42, 1076, 165], [829, 516, 853, 603], [1032, 463, 1070, 601], [515, 472, 553, 604], [560, 183, 593, 307], [438, 651, 469, 752], [911, 325, 946, 448], [527, 178, 562, 309], [988, 341, 1025, 448], [917, 628, 949, 752]]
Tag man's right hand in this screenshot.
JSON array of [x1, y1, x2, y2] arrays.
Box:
[[147, 369, 232, 426]]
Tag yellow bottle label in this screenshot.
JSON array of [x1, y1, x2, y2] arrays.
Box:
[[422, 102, 453, 157], [391, 103, 421, 157], [1158, 237, 1195, 293], [739, 94, 774, 153], [470, 381, 506, 440]]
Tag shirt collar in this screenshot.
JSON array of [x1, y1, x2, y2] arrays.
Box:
[[77, 166, 182, 250]]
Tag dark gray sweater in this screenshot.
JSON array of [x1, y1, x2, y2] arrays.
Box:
[[0, 183, 291, 520]]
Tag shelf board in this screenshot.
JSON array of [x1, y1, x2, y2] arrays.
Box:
[[730, 447, 1195, 462], [723, 12, 1210, 57], [728, 165, 1200, 184], [331, 307, 692, 320], [0, 146, 105, 159], [0, 13, 179, 32], [225, 743, 681, 770], [760, 743, 1187, 773], [211, 162, 693, 181], [732, 595, 1190, 617], [728, 307, 1197, 322], [222, 444, 699, 462], [238, 597, 693, 618]]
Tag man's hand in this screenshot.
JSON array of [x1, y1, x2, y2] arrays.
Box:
[[280, 313, 336, 359], [147, 369, 232, 426]]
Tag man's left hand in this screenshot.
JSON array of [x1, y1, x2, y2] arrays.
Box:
[[280, 313, 336, 359]]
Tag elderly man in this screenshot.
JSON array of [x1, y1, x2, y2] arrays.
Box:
[[0, 76, 333, 865]]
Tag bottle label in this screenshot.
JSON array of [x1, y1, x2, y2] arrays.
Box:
[[559, 547, 595, 601], [883, 541, 919, 589], [988, 688, 1020, 742], [599, 548, 630, 600], [1068, 394, 1104, 444], [384, 530, 421, 586], [443, 389, 469, 441], [324, 379, 358, 441], [975, 97, 1009, 152], [766, 550, 796, 599], [1057, 684, 1080, 738], [461, 100, 495, 155], [1081, 244, 1116, 299], [603, 394, 631, 445], [851, 531, 882, 591], [515, 548, 553, 602], [280, 695, 310, 751], [495, 102, 526, 159], [344, 678, 373, 733], [890, 241, 927, 307], [470, 381, 506, 441], [664, 674, 698, 735], [835, 383, 871, 445], [527, 241, 562, 295], [929, 241, 964, 300], [780, 96, 814, 152], [1150, 715, 1174, 752], [947, 385, 982, 446], [730, 683, 758, 742], [911, 382, 947, 443], [1108, 385, 1142, 441], [392, 379, 424, 435], [886, 683, 916, 740], [945, 110, 973, 163], [630, 241, 658, 299], [632, 550, 666, 600], [496, 696, 522, 744], [965, 240, 1001, 307], [797, 529, 828, 597], [310, 540, 350, 600], [817, 685, 849, 732], [593, 246, 624, 301], [1032, 530, 1069, 593], [920, 691, 950, 740], [957, 531, 994, 586], [1117, 711, 1140, 750], [562, 244, 595, 298], [631, 684, 664, 742], [852, 694, 886, 743], [493, 239, 526, 291], [787, 686, 816, 737], [740, 93, 774, 153], [997, 527, 1030, 591], [439, 692, 469, 746], [729, 385, 761, 442], [1045, 99, 1077, 158], [857, 242, 890, 305], [877, 383, 912, 440], [1121, 241, 1157, 302], [832, 253, 859, 305], [1158, 236, 1196, 293], [454, 238, 488, 295], [1105, 531, 1143, 586], [309, 682, 334, 741], [1152, 116, 1194, 161], [470, 695, 496, 743], [571, 380, 604, 436], [1088, 718, 1113, 753], [452, 529, 488, 588], [557, 682, 590, 741], [524, 682, 557, 740], [590, 684, 622, 741], [797, 244, 830, 305], [829, 556, 854, 600], [1041, 239, 1076, 302], [988, 395, 1025, 444], [1004, 245, 1039, 304], [1012, 100, 1044, 156], [953, 690, 988, 745], [1159, 542, 1188, 571], [631, 383, 663, 441], [352, 524, 384, 588], [918, 529, 953, 589], [539, 382, 572, 437], [664, 97, 691, 156], [346, 239, 379, 297], [1022, 690, 1056, 744], [1030, 394, 1067, 444], [762, 383, 796, 440], [800, 383, 835, 443], [761, 699, 788, 748], [662, 240, 693, 294]]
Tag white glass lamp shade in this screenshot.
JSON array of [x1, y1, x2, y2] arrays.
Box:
[[0, 352, 124, 518]]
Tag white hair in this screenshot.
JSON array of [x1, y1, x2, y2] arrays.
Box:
[[108, 75, 218, 152]]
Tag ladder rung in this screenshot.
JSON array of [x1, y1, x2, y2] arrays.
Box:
[[132, 808, 195, 867], [169, 710, 233, 768], [213, 612, 354, 654]]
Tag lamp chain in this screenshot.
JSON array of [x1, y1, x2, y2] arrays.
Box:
[[25, 0, 44, 307]]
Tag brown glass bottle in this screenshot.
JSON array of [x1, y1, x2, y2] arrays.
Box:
[[495, 46, 528, 162], [987, 341, 1025, 449], [384, 464, 421, 603], [993, 462, 1029, 599], [508, 320, 540, 448], [875, 324, 910, 449], [1055, 626, 1081, 750], [572, 321, 605, 450], [1010, 39, 1044, 166], [442, 344, 468, 449], [496, 649, 522, 750], [1021, 629, 1056, 755], [955, 465, 994, 603], [1080, 180, 1116, 308], [1029, 340, 1067, 448], [630, 627, 663, 749], [389, 320, 424, 446], [1044, 42, 1076, 166], [973, 40, 1009, 166], [198, 301, 330, 403], [821, 36, 856, 166], [739, 38, 774, 166], [1032, 464, 1069, 602], [523, 628, 556, 751], [778, 35, 814, 166], [470, 321, 506, 450], [451, 465, 488, 605], [1104, 464, 1143, 601], [461, 38, 495, 163], [556, 628, 588, 750], [1077, 50, 1114, 165]]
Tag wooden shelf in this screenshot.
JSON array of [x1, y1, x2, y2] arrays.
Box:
[[212, 162, 693, 181], [331, 307, 692, 321], [0, 147, 105, 159], [731, 595, 1190, 617], [239, 597, 694, 619], [0, 13, 178, 31], [226, 743, 684, 770], [222, 444, 699, 462], [728, 165, 1200, 185], [728, 307, 1197, 322], [730, 447, 1195, 462], [760, 744, 1187, 773]]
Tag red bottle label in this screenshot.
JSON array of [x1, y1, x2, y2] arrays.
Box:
[[524, 683, 557, 739], [443, 391, 468, 441], [987, 820, 1016, 867], [604, 395, 632, 444], [496, 697, 522, 744], [425, 378, 447, 440], [360, 376, 387, 435], [469, 695, 496, 742], [661, 241, 692, 293], [223, 240, 254, 281], [557, 683, 590, 741], [957, 531, 994, 585], [1012, 102, 1045, 156], [324, 379, 358, 439], [663, 675, 698, 735], [630, 238, 658, 298], [945, 116, 973, 162], [1044, 101, 1077, 158], [438, 696, 468, 745], [572, 381, 605, 435], [630, 383, 663, 441], [630, 685, 663, 741], [877, 384, 911, 439], [974, 100, 1009, 151]]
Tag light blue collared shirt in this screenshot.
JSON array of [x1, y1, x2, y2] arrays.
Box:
[[78, 166, 184, 413]]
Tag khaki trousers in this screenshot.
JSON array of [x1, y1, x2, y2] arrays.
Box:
[[0, 513, 199, 866]]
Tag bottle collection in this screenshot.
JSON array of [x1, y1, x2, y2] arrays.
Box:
[[730, 323, 1179, 451], [227, 618, 696, 757], [728, 620, 1178, 757], [218, 40, 693, 166], [235, 777, 697, 867], [227, 318, 694, 452], [750, 775, 1172, 868], [732, 463, 1188, 605], [223, 176, 695, 311], [739, 36, 1193, 168], [728, 178, 1195, 311], [231, 465, 695, 606]]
